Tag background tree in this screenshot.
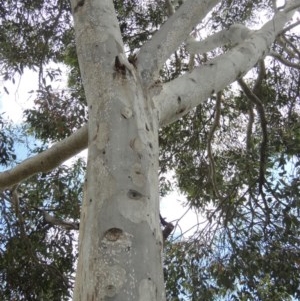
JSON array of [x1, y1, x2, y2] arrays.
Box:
[[0, 0, 300, 300]]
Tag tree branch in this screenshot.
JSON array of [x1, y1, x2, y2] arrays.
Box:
[[238, 78, 268, 194], [165, 0, 175, 16], [0, 124, 88, 190], [283, 0, 300, 12], [10, 184, 27, 237], [153, 5, 298, 127], [280, 19, 300, 34], [269, 51, 300, 69], [276, 35, 300, 58], [39, 209, 80, 230], [186, 24, 252, 55], [246, 102, 254, 152], [207, 92, 222, 199], [137, 0, 220, 86]]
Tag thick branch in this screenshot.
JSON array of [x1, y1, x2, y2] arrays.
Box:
[[186, 24, 253, 54], [0, 124, 88, 190], [137, 0, 220, 86], [153, 4, 298, 127], [284, 0, 300, 12]]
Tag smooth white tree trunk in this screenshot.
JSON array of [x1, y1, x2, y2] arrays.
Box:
[[71, 1, 164, 300]]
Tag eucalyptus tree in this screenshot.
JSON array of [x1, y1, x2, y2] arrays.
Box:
[[0, 0, 300, 300]]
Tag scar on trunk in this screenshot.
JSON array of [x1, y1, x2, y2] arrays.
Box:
[[73, 0, 85, 13]]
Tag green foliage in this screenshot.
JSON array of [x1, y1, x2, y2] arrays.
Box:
[[0, 154, 85, 300], [0, 114, 16, 166], [114, 0, 166, 54], [24, 86, 88, 142], [0, 0, 72, 79], [161, 70, 300, 299]]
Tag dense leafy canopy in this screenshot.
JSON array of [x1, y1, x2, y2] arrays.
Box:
[[0, 0, 300, 300]]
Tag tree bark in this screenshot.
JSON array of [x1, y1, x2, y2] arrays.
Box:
[[71, 0, 164, 300]]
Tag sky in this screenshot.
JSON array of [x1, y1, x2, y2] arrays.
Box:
[[0, 69, 37, 123]]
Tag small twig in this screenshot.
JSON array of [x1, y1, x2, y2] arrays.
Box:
[[238, 78, 268, 194], [246, 102, 254, 152], [11, 184, 27, 238], [207, 92, 222, 199]]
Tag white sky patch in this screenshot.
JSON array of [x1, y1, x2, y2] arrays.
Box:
[[0, 69, 38, 123], [161, 190, 200, 238], [277, 0, 286, 7], [0, 63, 69, 123], [159, 170, 204, 238]]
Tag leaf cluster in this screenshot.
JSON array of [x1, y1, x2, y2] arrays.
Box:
[[0, 114, 16, 166], [0, 157, 85, 300]]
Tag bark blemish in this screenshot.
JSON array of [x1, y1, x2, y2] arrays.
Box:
[[73, 0, 85, 13], [96, 122, 109, 150], [114, 55, 126, 75], [127, 189, 143, 200], [130, 137, 143, 155], [145, 123, 149, 131], [139, 278, 157, 301], [121, 106, 133, 119], [104, 228, 123, 241], [97, 265, 127, 298], [105, 284, 116, 297], [176, 106, 186, 114], [131, 163, 146, 187]]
